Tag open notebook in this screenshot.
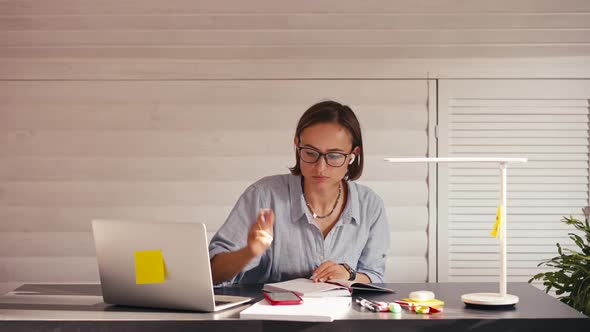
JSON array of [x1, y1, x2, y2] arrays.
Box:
[[262, 278, 394, 297]]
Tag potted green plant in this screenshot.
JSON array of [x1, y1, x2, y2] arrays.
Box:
[[529, 209, 590, 316]]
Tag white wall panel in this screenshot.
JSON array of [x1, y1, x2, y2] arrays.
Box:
[[0, 79, 433, 283], [0, 258, 99, 282], [2, 1, 590, 62], [1, 0, 589, 15], [0, 206, 428, 233], [2, 13, 590, 30], [2, 0, 587, 286], [2, 58, 590, 80], [0, 105, 427, 131]]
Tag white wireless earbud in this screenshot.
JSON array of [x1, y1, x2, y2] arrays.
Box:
[[349, 154, 356, 165]]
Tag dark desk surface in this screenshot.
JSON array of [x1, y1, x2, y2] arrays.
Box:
[[0, 282, 588, 332]]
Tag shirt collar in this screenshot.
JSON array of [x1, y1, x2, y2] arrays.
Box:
[[288, 175, 360, 225]]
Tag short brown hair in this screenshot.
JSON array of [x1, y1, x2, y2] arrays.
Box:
[[289, 100, 364, 181]]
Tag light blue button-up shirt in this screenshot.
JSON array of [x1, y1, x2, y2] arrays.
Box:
[[209, 174, 390, 284]]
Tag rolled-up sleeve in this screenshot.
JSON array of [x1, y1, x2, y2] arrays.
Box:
[[208, 184, 264, 277], [356, 197, 390, 283]]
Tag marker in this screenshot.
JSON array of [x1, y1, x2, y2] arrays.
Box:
[[356, 297, 380, 312], [394, 300, 443, 314]]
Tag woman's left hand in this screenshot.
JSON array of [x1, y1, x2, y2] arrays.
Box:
[[311, 261, 351, 282]]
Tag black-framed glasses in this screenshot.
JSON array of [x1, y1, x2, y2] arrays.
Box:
[[297, 146, 352, 167]]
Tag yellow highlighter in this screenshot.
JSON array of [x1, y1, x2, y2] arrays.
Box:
[[134, 249, 166, 284]]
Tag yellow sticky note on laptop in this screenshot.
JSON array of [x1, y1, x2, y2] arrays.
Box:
[[134, 250, 166, 284]]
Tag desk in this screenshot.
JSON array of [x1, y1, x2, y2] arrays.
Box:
[[0, 282, 587, 332]]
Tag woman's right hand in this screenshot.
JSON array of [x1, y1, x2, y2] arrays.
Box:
[[247, 208, 275, 257]]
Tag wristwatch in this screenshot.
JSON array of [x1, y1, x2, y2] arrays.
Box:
[[340, 263, 356, 281]]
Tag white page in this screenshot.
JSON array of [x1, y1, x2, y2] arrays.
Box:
[[262, 278, 349, 296], [240, 297, 352, 322]]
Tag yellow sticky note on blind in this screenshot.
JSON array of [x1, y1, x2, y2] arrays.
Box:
[[134, 250, 166, 284], [490, 205, 503, 238]]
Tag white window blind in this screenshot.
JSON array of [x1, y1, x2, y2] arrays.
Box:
[[438, 80, 590, 282]]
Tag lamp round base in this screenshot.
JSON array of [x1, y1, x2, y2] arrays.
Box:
[[461, 293, 519, 308]]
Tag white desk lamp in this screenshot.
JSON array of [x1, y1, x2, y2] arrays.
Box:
[[384, 157, 527, 307]]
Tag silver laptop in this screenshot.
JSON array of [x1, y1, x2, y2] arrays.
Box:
[[92, 219, 251, 312]]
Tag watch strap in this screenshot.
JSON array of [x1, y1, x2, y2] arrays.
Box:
[[340, 263, 356, 281]]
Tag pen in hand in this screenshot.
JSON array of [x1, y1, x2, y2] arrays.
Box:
[[355, 297, 380, 312]]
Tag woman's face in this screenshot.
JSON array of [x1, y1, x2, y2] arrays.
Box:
[[296, 122, 358, 190]]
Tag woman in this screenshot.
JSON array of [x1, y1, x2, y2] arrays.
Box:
[[209, 100, 390, 284]]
